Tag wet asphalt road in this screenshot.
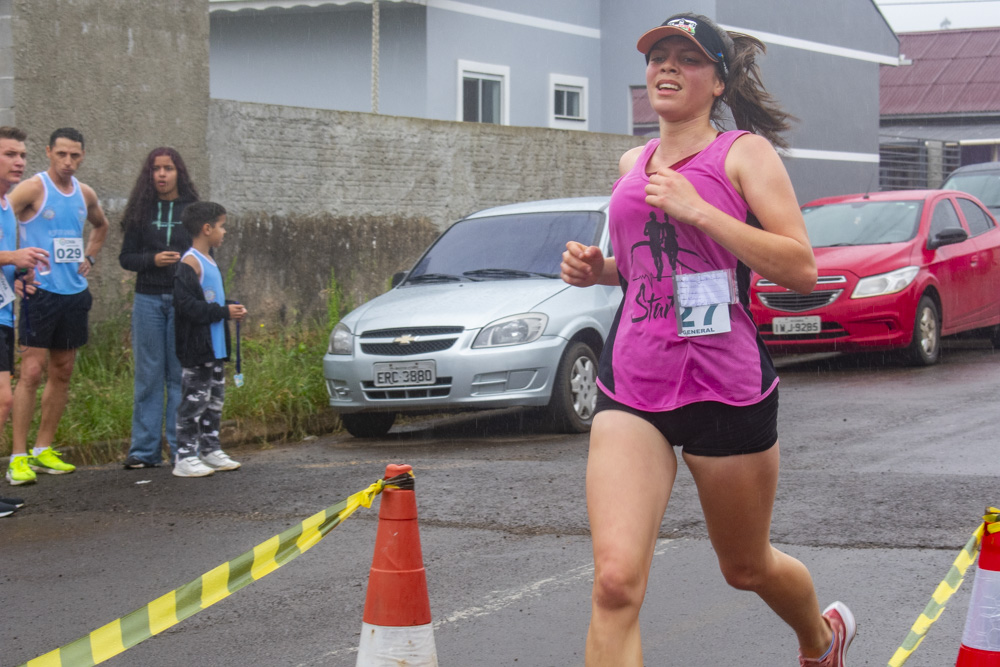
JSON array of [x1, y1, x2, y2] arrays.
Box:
[[3, 341, 999, 666]]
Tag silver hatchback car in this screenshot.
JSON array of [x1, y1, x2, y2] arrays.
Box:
[[323, 196, 621, 437]]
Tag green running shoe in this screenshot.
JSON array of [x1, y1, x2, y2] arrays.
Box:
[[6, 457, 37, 486], [27, 447, 76, 475]]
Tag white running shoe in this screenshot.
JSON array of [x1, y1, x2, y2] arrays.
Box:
[[199, 450, 241, 471], [173, 456, 216, 478]]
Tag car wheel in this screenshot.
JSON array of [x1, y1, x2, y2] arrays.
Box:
[[547, 341, 599, 433], [339, 412, 396, 438], [906, 295, 940, 366]]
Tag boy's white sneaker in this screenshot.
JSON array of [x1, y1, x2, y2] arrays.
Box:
[[200, 450, 241, 471], [173, 456, 216, 478]]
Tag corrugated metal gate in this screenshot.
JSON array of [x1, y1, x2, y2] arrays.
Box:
[[879, 136, 961, 190]]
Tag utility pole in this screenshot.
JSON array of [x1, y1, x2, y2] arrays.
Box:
[[371, 0, 380, 114]]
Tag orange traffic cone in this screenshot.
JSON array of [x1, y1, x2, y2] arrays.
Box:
[[956, 508, 1000, 666], [356, 464, 438, 666]]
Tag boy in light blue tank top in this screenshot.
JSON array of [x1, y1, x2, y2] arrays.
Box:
[[172, 202, 248, 478]]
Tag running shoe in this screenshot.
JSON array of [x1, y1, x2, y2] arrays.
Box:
[[172, 456, 215, 478], [1, 496, 25, 508], [0, 500, 17, 517], [199, 450, 241, 471], [799, 601, 857, 666], [123, 455, 159, 469], [6, 457, 36, 486], [27, 448, 76, 475]]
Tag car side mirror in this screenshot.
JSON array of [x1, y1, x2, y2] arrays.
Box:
[[927, 227, 968, 250], [391, 271, 409, 288]]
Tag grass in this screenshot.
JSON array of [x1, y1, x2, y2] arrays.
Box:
[[0, 314, 336, 464]]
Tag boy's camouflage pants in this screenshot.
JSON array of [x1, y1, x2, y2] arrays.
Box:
[[176, 360, 225, 461]]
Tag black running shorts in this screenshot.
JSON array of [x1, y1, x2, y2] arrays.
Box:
[[18, 288, 93, 350], [0, 325, 13, 373], [594, 388, 779, 457]]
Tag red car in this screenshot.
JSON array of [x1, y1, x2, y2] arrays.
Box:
[[750, 190, 1000, 365]]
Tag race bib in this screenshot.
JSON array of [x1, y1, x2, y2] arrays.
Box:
[[677, 303, 732, 337], [0, 276, 14, 311], [674, 269, 736, 337], [53, 237, 84, 263]]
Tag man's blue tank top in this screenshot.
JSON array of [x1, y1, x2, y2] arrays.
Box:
[[183, 248, 226, 360], [0, 197, 17, 327], [19, 172, 88, 295]]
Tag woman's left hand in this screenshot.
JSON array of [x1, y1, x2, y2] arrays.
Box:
[[644, 169, 706, 227]]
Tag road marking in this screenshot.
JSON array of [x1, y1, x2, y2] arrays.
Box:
[[297, 538, 678, 664]]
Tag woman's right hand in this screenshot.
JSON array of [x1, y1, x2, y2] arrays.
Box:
[[561, 241, 605, 288], [155, 251, 181, 267]]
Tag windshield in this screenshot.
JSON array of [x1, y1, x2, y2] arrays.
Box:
[[803, 200, 923, 248], [943, 173, 1000, 208], [405, 211, 605, 283]]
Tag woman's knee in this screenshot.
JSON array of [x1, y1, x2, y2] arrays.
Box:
[[592, 562, 647, 612], [718, 556, 771, 592]]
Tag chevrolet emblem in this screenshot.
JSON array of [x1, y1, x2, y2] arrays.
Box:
[[394, 334, 417, 345]]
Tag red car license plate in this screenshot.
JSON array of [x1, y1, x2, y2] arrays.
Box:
[[772, 316, 821, 335]]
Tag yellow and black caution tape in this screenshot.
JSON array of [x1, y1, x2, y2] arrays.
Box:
[[18, 471, 415, 667], [888, 507, 1000, 667]]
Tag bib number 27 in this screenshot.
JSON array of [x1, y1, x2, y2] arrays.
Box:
[[678, 303, 732, 337]]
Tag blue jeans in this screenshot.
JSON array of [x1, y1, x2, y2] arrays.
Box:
[[127, 293, 182, 464]]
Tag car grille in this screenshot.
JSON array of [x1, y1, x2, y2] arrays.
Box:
[[361, 327, 464, 337], [361, 340, 456, 355], [362, 378, 453, 400], [359, 326, 464, 357], [759, 322, 848, 341], [758, 289, 843, 313]]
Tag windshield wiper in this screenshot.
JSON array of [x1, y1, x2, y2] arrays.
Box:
[[407, 273, 465, 283], [463, 268, 559, 280]]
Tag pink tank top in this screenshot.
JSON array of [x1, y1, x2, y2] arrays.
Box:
[[597, 130, 778, 412]]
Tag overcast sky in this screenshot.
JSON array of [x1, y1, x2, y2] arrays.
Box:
[[875, 0, 1000, 32]]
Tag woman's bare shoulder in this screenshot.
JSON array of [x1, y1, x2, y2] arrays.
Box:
[[619, 144, 647, 176]]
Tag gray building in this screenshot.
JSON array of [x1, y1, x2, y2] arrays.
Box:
[[209, 0, 900, 202]]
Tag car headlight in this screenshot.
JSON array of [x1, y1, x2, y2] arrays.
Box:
[[472, 313, 548, 348], [851, 266, 919, 299], [327, 322, 353, 355]]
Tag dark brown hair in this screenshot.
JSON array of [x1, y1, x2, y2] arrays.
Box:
[[181, 201, 226, 237], [713, 31, 795, 149], [120, 147, 201, 232], [0, 126, 27, 142]]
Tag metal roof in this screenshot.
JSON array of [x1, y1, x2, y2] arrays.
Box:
[[881, 28, 1000, 116]]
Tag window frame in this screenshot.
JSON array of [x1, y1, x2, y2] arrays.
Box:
[[457, 60, 510, 125], [548, 73, 588, 131]]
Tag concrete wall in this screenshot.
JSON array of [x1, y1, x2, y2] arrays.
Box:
[[2, 0, 210, 322], [207, 98, 644, 324]]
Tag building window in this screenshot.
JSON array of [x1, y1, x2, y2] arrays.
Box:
[[458, 60, 509, 125], [549, 74, 588, 131]]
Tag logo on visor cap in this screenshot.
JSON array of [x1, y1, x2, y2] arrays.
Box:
[[666, 18, 698, 36]]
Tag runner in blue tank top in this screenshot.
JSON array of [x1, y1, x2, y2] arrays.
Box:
[[5, 128, 109, 486], [0, 126, 50, 501], [560, 15, 855, 667]]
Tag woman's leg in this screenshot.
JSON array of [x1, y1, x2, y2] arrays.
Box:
[[128, 293, 168, 464], [682, 443, 833, 658], [585, 410, 678, 667]]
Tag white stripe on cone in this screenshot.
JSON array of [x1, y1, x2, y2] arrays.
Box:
[[356, 622, 438, 666], [961, 568, 1000, 652]]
